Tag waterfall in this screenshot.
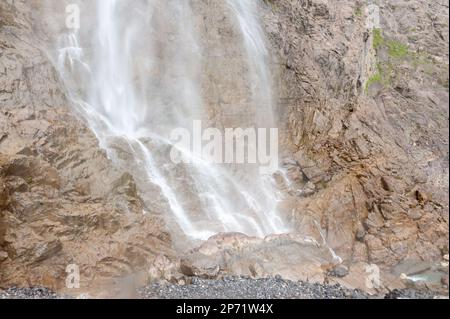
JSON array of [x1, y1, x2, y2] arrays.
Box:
[[54, 0, 287, 242], [228, 0, 276, 128]]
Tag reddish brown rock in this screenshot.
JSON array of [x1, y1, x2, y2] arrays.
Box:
[[0, 0, 448, 297], [0, 2, 175, 293], [266, 0, 449, 280]]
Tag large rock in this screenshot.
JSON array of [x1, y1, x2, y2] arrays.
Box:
[[180, 233, 341, 284]]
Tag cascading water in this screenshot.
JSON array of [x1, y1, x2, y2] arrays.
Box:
[[54, 0, 288, 242]]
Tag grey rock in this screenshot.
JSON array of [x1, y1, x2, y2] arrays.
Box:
[[330, 265, 350, 278]]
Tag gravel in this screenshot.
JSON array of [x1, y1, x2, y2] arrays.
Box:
[[1, 278, 447, 299], [384, 289, 446, 299], [0, 287, 63, 299], [138, 277, 370, 299]]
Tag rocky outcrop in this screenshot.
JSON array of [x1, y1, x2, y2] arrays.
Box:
[[264, 0, 449, 289], [0, 1, 174, 293], [0, 0, 448, 296], [179, 233, 339, 283]]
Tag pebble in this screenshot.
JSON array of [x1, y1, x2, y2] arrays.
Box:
[[139, 277, 369, 299], [385, 289, 444, 299], [1, 278, 447, 300], [0, 287, 65, 299]]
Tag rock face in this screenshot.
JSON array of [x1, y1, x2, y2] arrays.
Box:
[[0, 1, 174, 293], [263, 0, 449, 289], [1, 0, 448, 295]]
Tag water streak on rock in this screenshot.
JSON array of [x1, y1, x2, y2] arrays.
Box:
[[54, 0, 287, 241]]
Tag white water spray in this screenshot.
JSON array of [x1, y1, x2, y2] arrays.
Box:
[[54, 0, 287, 241]]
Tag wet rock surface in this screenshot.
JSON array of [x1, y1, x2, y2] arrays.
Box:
[[1, 0, 448, 298], [179, 233, 339, 284], [177, 233, 449, 297], [384, 289, 445, 300], [0, 1, 175, 291]]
